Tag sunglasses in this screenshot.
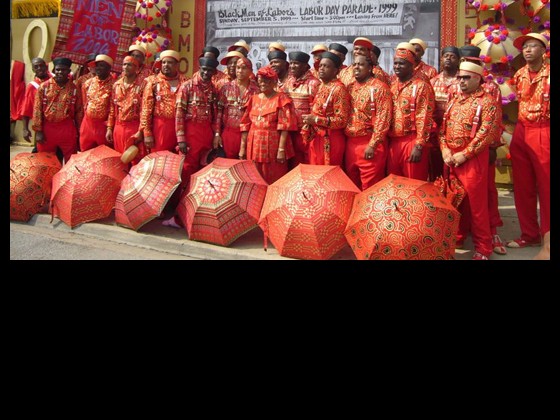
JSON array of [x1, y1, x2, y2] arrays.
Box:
[[456, 75, 472, 80]]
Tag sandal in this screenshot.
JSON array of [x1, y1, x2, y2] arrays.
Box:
[[506, 238, 541, 248], [472, 252, 489, 260], [162, 216, 183, 229], [492, 234, 507, 255]]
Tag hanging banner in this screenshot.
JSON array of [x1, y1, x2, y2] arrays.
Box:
[[206, 0, 441, 74], [52, 0, 137, 70], [214, 3, 404, 28]]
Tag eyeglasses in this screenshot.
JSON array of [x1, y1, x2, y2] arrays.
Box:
[[456, 75, 472, 80], [522, 43, 543, 50]]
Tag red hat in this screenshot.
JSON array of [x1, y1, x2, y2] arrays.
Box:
[[353, 37, 373, 49], [513, 32, 549, 50]]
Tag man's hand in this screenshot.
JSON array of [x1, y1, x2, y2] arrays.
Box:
[[106, 128, 113, 144], [408, 144, 423, 163], [35, 131, 45, 144], [452, 151, 467, 167], [178, 142, 188, 154], [144, 136, 154, 150], [489, 148, 497, 165], [22, 128, 32, 142], [364, 145, 375, 160], [213, 133, 222, 149]]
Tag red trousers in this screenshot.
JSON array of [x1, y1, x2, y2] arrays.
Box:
[[428, 130, 444, 182], [181, 120, 213, 190], [345, 135, 388, 190], [151, 116, 177, 152], [254, 161, 288, 185], [510, 120, 550, 240], [222, 126, 241, 159], [309, 129, 345, 167], [454, 148, 493, 257], [387, 133, 429, 181], [113, 120, 146, 166], [487, 160, 503, 233], [289, 131, 309, 169], [80, 114, 110, 151], [37, 118, 77, 164], [457, 159, 503, 237]]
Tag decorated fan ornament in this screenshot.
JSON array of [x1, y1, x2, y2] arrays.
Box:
[[466, 0, 516, 25], [503, 0, 550, 33], [134, 1, 173, 60], [468, 23, 522, 63], [133, 25, 172, 59], [135, 0, 172, 22], [467, 0, 515, 13], [520, 0, 550, 23], [489, 75, 517, 106]]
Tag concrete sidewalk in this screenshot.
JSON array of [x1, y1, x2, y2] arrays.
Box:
[[10, 144, 542, 260]]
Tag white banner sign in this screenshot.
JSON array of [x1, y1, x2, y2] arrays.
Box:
[[213, 2, 404, 28]]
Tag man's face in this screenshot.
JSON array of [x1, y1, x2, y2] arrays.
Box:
[[199, 65, 216, 82], [442, 52, 459, 71], [130, 50, 145, 65], [235, 60, 252, 81], [413, 44, 424, 62], [457, 72, 480, 94], [53, 64, 71, 85], [32, 60, 48, 79], [353, 44, 369, 59], [161, 57, 178, 77], [393, 57, 413, 80], [312, 53, 322, 70], [226, 57, 238, 77], [353, 55, 372, 83], [269, 58, 288, 77], [95, 61, 112, 79], [522, 40, 545, 64], [318, 58, 338, 83], [289, 60, 308, 79], [122, 61, 138, 78]]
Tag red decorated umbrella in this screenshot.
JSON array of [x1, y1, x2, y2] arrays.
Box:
[[258, 164, 360, 260], [50, 145, 128, 228], [115, 151, 184, 231], [344, 174, 460, 260], [176, 158, 268, 246], [10, 152, 62, 222]]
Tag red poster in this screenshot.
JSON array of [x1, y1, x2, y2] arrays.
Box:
[[66, 0, 125, 57], [53, 0, 137, 71]]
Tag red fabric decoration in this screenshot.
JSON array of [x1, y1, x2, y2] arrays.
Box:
[[257, 65, 278, 81], [10, 60, 26, 122], [394, 48, 415, 64]]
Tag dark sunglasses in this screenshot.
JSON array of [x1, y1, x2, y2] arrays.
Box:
[[456, 75, 472, 80]]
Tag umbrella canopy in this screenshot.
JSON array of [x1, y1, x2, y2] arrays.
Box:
[[115, 151, 184, 231], [10, 152, 62, 222], [345, 174, 460, 260], [50, 145, 128, 228], [258, 164, 360, 260], [176, 158, 268, 246]]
